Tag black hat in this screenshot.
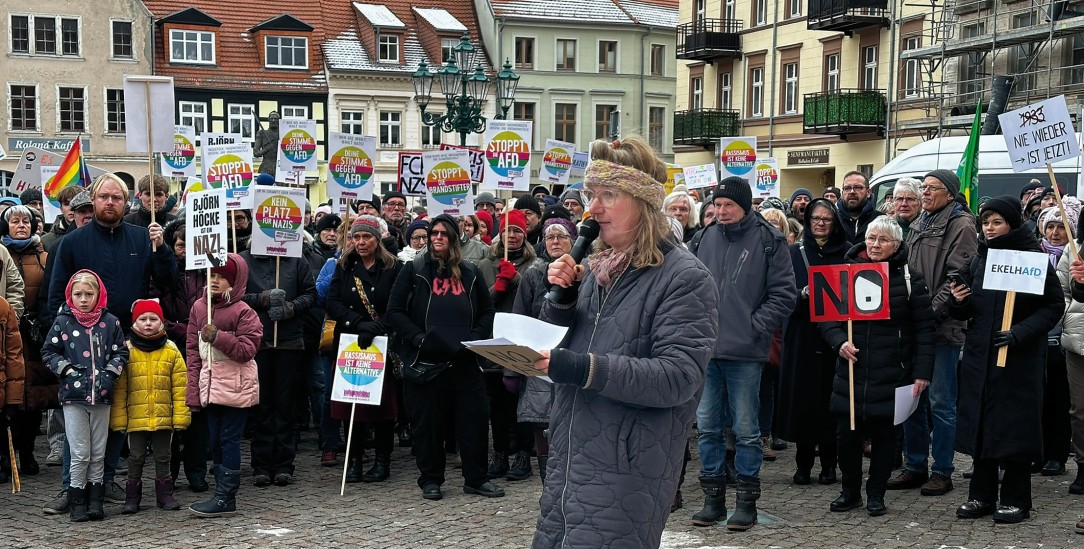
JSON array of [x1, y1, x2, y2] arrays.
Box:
[[980, 195, 1023, 230], [515, 195, 542, 217], [540, 204, 572, 226], [352, 194, 381, 213], [1019, 181, 1044, 200], [531, 185, 550, 197], [314, 213, 342, 234], [430, 213, 460, 240], [924, 169, 961, 198], [712, 176, 753, 214], [18, 187, 42, 206], [383, 191, 407, 205]]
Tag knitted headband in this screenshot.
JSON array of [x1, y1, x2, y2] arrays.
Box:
[[584, 160, 665, 209]]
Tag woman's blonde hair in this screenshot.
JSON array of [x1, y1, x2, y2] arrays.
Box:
[[759, 208, 788, 234], [589, 135, 667, 184]]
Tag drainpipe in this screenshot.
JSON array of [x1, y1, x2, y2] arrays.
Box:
[[884, 3, 898, 164], [767, 0, 780, 157]]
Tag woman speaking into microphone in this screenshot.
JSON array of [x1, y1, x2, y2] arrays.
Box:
[[531, 135, 719, 548]]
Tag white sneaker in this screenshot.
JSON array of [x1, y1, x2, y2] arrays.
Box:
[[46, 451, 62, 466]]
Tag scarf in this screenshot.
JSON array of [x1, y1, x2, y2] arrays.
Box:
[[130, 329, 168, 352], [1041, 238, 1066, 268], [588, 248, 631, 289], [71, 306, 103, 329], [3, 235, 33, 251], [507, 245, 525, 263]]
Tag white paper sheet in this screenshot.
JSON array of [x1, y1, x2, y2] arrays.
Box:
[[491, 312, 568, 350], [894, 384, 920, 426]]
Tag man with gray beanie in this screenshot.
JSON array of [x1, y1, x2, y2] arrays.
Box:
[[788, 188, 813, 220], [691, 176, 796, 531], [889, 168, 977, 496]]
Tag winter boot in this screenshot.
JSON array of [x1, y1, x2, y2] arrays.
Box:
[[537, 456, 548, 484], [345, 458, 364, 483], [155, 477, 181, 510], [487, 451, 509, 479], [690, 476, 727, 526], [186, 470, 209, 493], [506, 451, 532, 481], [68, 486, 89, 522], [121, 480, 142, 514], [362, 454, 390, 483], [1070, 466, 1084, 495], [87, 482, 106, 520], [726, 476, 760, 531], [189, 468, 239, 517]]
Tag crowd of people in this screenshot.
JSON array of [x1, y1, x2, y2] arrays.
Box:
[[2, 138, 1084, 545]]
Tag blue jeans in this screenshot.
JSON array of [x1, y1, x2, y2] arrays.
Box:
[[206, 404, 248, 471], [305, 349, 326, 430], [60, 428, 124, 489], [318, 353, 344, 451], [697, 360, 763, 479], [903, 344, 959, 477]]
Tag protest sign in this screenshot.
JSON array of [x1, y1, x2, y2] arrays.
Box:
[[398, 152, 425, 196], [251, 186, 307, 258], [683, 163, 718, 189], [809, 263, 891, 323], [276, 119, 318, 180], [327, 132, 376, 201], [201, 133, 242, 147], [181, 177, 205, 203], [184, 189, 228, 271], [423, 149, 474, 216], [754, 158, 781, 198], [464, 338, 547, 377], [1000, 95, 1080, 172], [719, 137, 757, 183], [540, 139, 575, 186], [203, 142, 254, 209], [330, 334, 388, 406], [440, 144, 485, 183], [123, 75, 175, 153], [161, 126, 198, 178], [982, 249, 1049, 366], [41, 166, 61, 220], [8, 147, 105, 195], [482, 120, 532, 191], [571, 151, 590, 177]]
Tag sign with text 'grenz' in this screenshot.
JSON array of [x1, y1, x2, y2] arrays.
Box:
[[999, 95, 1081, 172], [983, 249, 1049, 295], [809, 263, 891, 322]]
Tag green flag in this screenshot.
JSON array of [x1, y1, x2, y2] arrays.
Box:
[[956, 97, 982, 213]]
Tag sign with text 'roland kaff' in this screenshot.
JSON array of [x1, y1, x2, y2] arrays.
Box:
[[809, 263, 891, 323], [999, 95, 1080, 172], [983, 249, 1049, 295]]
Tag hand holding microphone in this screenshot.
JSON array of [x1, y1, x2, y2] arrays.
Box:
[[545, 219, 600, 303]]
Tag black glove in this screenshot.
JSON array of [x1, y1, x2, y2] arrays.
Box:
[[269, 288, 287, 307], [357, 331, 376, 349], [3, 404, 19, 419], [258, 290, 273, 309], [548, 348, 591, 387], [993, 330, 1017, 348]]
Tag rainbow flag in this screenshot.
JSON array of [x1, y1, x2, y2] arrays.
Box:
[[44, 138, 92, 199]]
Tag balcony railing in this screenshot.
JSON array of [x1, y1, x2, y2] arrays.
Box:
[[676, 19, 743, 61], [803, 89, 886, 135], [807, 0, 889, 32], [674, 108, 741, 146]]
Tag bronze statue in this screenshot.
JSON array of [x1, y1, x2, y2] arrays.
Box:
[[254, 110, 280, 176]]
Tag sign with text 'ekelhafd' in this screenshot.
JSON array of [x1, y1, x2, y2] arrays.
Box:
[[999, 95, 1080, 172], [983, 249, 1049, 295], [185, 189, 228, 271]]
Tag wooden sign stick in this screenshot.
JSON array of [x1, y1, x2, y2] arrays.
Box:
[[996, 290, 1016, 367], [273, 256, 281, 347], [340, 403, 357, 496], [145, 80, 157, 251], [504, 207, 511, 262], [207, 267, 213, 327], [847, 319, 855, 431], [7, 426, 19, 492], [1046, 163, 1079, 258]]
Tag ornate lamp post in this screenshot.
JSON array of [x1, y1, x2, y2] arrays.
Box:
[[412, 34, 521, 146]]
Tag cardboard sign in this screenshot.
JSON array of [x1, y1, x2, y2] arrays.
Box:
[[540, 139, 575, 185], [1000, 95, 1080, 172], [464, 338, 547, 377], [276, 118, 318, 179], [440, 144, 485, 183], [123, 75, 176, 153], [809, 263, 891, 322], [251, 186, 307, 258], [570, 151, 589, 177], [398, 152, 425, 196], [719, 137, 757, 183], [8, 147, 105, 195], [482, 120, 532, 191], [184, 189, 228, 270], [326, 132, 376, 201], [983, 249, 1049, 295], [162, 125, 198, 178], [203, 142, 254, 210], [423, 149, 474, 216], [683, 163, 718, 190], [201, 133, 242, 147], [330, 334, 387, 406], [754, 157, 781, 198]]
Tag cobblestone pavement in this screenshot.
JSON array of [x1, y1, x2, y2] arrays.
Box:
[[3, 432, 1083, 548]]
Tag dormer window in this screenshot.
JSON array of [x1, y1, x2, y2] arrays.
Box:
[[266, 36, 308, 69], [170, 29, 215, 64], [379, 34, 399, 63]]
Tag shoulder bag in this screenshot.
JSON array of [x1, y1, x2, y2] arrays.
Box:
[[354, 276, 405, 380]]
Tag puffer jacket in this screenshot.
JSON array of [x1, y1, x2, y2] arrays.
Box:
[[511, 257, 551, 423], [1057, 252, 1084, 355], [110, 339, 191, 432], [0, 296, 25, 407], [905, 202, 978, 346], [185, 253, 263, 410], [534, 242, 719, 549], [0, 244, 26, 320], [6, 239, 53, 409]]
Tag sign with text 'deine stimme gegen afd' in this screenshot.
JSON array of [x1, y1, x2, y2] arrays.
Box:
[[999, 95, 1080, 172], [982, 249, 1050, 296]]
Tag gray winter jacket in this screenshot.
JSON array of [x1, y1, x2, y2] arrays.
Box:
[[695, 213, 796, 362], [512, 257, 551, 423], [533, 243, 718, 549]]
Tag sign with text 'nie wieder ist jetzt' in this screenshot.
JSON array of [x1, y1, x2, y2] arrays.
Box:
[[999, 95, 1080, 172]]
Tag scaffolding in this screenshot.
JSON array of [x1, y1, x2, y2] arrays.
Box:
[[891, 0, 1084, 147]]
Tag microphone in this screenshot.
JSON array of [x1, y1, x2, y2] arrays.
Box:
[[545, 219, 601, 303]]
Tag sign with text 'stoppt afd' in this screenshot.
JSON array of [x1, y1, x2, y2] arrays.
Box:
[[982, 249, 1049, 295], [809, 263, 891, 322], [481, 120, 532, 191], [999, 95, 1080, 172], [754, 157, 781, 198]]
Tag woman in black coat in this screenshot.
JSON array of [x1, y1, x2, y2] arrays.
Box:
[[949, 196, 1063, 524], [325, 216, 403, 484], [776, 198, 850, 485], [819, 216, 935, 517]]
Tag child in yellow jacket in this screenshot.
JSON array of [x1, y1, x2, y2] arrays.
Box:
[[110, 299, 190, 513]]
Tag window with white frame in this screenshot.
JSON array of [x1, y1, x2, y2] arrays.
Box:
[[513, 102, 536, 144], [598, 41, 617, 72], [112, 21, 133, 58], [421, 120, 443, 148], [695, 0, 706, 22], [228, 104, 256, 141], [10, 15, 80, 56], [691, 77, 703, 110], [265, 36, 307, 69], [58, 86, 86, 133], [756, 0, 768, 25], [783, 63, 798, 114], [341, 110, 364, 134], [720, 72, 732, 109], [280, 106, 308, 119], [105, 88, 125, 133], [9, 84, 37, 131], [788, 0, 802, 18], [441, 37, 458, 63], [904, 37, 920, 97], [863, 45, 878, 89], [379, 111, 401, 146], [378, 34, 399, 63], [60, 18, 79, 55], [179, 101, 207, 135], [170, 29, 215, 64], [648, 106, 665, 151], [725, 0, 736, 20], [556, 39, 576, 71], [826, 53, 840, 91], [751, 67, 764, 117]]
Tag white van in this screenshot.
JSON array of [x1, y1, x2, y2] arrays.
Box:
[[870, 136, 1082, 203]]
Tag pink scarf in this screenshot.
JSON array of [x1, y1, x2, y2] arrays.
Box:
[[65, 269, 108, 328], [588, 249, 631, 289]]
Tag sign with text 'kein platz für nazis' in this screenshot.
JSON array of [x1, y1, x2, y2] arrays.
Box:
[[999, 95, 1080, 172]]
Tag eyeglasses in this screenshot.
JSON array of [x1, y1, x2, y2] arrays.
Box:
[[545, 234, 571, 242], [385, 202, 407, 209], [895, 196, 918, 204], [430, 230, 450, 238], [410, 235, 428, 242], [919, 185, 946, 194], [667, 206, 691, 214], [582, 187, 621, 207], [842, 186, 866, 193], [810, 216, 834, 225], [865, 235, 898, 245]]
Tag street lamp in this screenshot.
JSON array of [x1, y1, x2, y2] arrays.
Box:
[[412, 34, 520, 146]]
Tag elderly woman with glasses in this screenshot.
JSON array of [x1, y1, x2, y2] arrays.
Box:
[[819, 216, 935, 517], [531, 135, 719, 548]]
